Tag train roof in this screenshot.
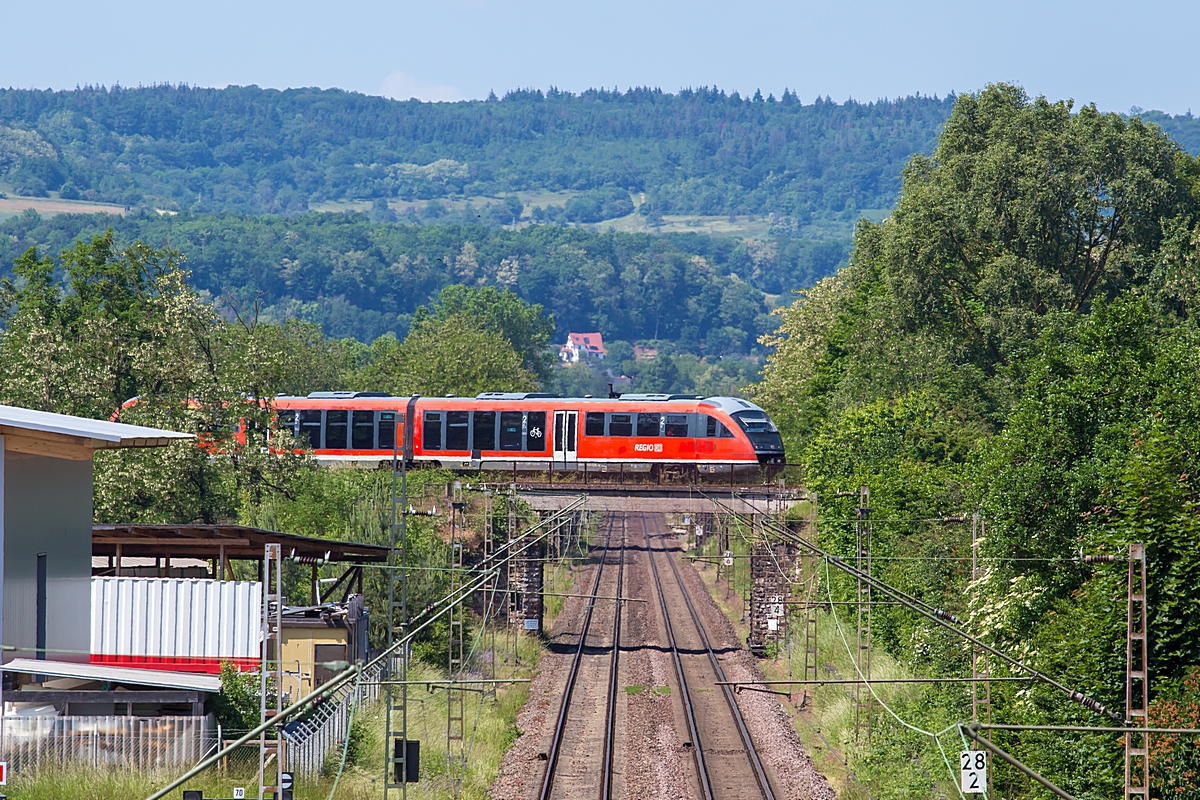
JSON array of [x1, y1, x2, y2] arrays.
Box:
[[274, 392, 770, 415]]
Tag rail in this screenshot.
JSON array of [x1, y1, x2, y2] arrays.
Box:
[[538, 514, 625, 800], [646, 515, 775, 800]]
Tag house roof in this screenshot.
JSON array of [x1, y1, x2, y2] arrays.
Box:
[[566, 332, 607, 353], [1, 659, 221, 692], [0, 404, 190, 451]]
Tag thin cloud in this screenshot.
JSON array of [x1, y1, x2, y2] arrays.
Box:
[[379, 71, 468, 102]]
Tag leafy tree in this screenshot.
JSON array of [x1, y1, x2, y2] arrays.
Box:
[[630, 354, 683, 393], [883, 84, 1192, 371], [752, 85, 1200, 798], [356, 313, 537, 397], [1, 212, 816, 355], [0, 232, 321, 523], [412, 284, 555, 382], [212, 662, 261, 730]]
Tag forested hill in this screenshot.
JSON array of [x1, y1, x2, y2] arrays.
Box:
[[0, 210, 845, 347], [0, 85, 955, 218]]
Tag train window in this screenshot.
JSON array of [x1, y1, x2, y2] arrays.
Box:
[[352, 411, 375, 449], [276, 410, 297, 437], [446, 411, 470, 450], [325, 410, 349, 449], [732, 412, 778, 433], [609, 413, 632, 436], [299, 410, 323, 449], [637, 413, 661, 437], [526, 411, 547, 451], [665, 414, 689, 437], [584, 412, 605, 437], [499, 412, 523, 450], [705, 415, 734, 438], [379, 412, 396, 450], [423, 412, 443, 450], [473, 411, 497, 451]]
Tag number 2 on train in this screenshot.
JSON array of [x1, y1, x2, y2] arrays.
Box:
[[960, 750, 987, 794]]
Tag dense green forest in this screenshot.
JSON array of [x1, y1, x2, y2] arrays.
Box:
[[0, 84, 956, 220], [0, 210, 845, 352], [756, 83, 1200, 797]]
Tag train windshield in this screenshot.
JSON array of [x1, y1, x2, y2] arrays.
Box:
[[732, 411, 778, 433]]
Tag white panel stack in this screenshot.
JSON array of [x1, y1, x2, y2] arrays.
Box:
[[91, 577, 261, 669]]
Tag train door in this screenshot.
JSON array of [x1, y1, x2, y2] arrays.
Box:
[[553, 410, 578, 464]]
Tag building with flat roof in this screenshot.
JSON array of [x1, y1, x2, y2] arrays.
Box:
[[0, 404, 189, 664]]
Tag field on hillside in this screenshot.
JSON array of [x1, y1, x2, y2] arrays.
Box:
[[0, 195, 126, 220]]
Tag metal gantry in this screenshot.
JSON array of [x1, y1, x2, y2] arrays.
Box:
[[259, 542, 284, 799], [483, 489, 497, 685], [1125, 542, 1150, 800], [854, 486, 873, 744]]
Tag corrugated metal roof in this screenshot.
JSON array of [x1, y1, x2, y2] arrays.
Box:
[[0, 404, 190, 449], [1, 659, 221, 692]]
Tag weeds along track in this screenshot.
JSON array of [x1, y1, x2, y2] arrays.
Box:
[[539, 513, 627, 800], [642, 512, 776, 800]]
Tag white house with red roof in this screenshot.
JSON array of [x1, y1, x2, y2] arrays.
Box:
[[559, 332, 608, 363]]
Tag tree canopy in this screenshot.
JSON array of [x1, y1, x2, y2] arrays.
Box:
[[754, 83, 1200, 797], [0, 211, 835, 354]]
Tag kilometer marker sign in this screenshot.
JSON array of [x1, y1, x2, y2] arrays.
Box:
[[960, 750, 986, 794]]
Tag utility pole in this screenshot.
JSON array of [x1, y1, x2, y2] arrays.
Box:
[[258, 543, 283, 799], [971, 512, 992, 728], [854, 486, 873, 744], [483, 489, 497, 685], [800, 492, 820, 703], [384, 406, 411, 800], [447, 482, 466, 756], [505, 494, 519, 666], [1126, 543, 1149, 800]]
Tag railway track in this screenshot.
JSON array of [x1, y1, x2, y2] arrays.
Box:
[[539, 513, 627, 800], [643, 512, 776, 800]]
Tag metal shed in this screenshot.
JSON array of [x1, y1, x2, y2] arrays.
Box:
[[0, 404, 189, 664]]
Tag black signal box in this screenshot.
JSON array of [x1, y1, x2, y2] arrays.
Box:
[[393, 738, 420, 783]]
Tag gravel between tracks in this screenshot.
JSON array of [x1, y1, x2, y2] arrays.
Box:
[[671, 530, 837, 800]]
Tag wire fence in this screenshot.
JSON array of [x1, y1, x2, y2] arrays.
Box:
[[1, 715, 214, 773], [283, 656, 386, 777]]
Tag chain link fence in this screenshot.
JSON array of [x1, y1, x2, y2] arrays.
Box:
[[1, 715, 214, 773], [284, 656, 386, 777]]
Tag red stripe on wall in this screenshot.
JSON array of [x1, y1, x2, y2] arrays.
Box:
[[90, 655, 259, 675]]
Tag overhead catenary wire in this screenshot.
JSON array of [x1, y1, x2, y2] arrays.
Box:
[[701, 490, 1122, 723]]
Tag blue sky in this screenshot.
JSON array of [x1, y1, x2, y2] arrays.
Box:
[[7, 0, 1199, 114]]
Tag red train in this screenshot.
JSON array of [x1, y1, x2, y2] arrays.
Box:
[[271, 392, 785, 476]]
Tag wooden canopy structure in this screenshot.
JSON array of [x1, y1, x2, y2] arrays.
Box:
[[93, 524, 390, 601], [93, 524, 389, 563]]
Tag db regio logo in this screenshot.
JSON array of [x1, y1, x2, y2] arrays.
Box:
[[634, 443, 663, 452]]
